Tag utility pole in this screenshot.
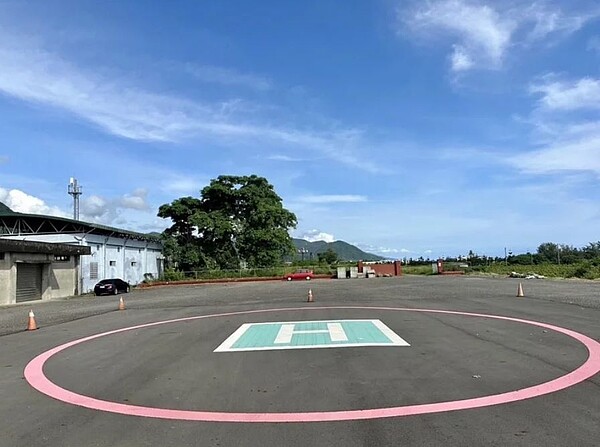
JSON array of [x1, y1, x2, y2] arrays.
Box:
[[68, 177, 82, 220]]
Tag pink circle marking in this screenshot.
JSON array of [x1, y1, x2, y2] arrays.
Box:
[[25, 306, 600, 423]]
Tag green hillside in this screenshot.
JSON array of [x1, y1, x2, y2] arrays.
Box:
[[0, 202, 15, 215], [292, 238, 384, 261]]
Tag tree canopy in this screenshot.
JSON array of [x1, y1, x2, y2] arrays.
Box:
[[158, 175, 297, 270], [317, 248, 339, 265]]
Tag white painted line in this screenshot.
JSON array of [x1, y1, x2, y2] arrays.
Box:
[[213, 323, 251, 352], [372, 320, 410, 346], [216, 342, 407, 352], [234, 319, 375, 326], [274, 324, 295, 344], [327, 323, 348, 342]]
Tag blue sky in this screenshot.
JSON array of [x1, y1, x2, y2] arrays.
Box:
[[0, 0, 599, 259]]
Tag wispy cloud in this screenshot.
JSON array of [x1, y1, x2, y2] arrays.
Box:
[[402, 0, 515, 71], [0, 33, 383, 173], [530, 75, 600, 111], [0, 40, 211, 142], [510, 132, 600, 176], [510, 74, 600, 176], [267, 154, 308, 162], [161, 177, 207, 195], [185, 64, 272, 91], [401, 0, 599, 72], [588, 36, 600, 53], [298, 194, 368, 204]]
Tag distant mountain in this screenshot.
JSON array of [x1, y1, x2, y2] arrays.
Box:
[[292, 238, 384, 261], [0, 202, 15, 215]]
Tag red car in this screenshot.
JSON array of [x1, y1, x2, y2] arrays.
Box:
[[284, 269, 314, 281]]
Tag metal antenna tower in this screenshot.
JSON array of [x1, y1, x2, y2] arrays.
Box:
[[67, 177, 82, 220]]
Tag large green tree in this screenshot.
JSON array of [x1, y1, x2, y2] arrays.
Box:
[[158, 175, 297, 270]]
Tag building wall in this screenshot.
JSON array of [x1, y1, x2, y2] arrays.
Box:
[[47, 256, 79, 299], [0, 253, 15, 305], [358, 261, 402, 276], [0, 252, 80, 305], [3, 233, 163, 292]]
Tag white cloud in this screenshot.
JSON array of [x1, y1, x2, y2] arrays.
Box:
[[510, 134, 600, 176], [81, 195, 109, 218], [404, 0, 515, 71], [402, 1, 599, 72], [299, 229, 336, 243], [450, 45, 474, 71], [267, 154, 308, 162], [298, 195, 368, 204], [185, 64, 272, 91], [80, 189, 152, 222], [0, 32, 383, 173], [119, 188, 149, 211], [0, 188, 67, 216], [530, 76, 600, 111], [525, 3, 595, 41], [515, 75, 600, 176]]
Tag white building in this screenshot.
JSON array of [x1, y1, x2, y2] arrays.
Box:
[[0, 204, 163, 294]]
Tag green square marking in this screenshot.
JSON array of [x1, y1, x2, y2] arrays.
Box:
[[214, 319, 410, 352]]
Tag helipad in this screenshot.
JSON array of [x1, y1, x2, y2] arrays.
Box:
[[214, 319, 411, 352]]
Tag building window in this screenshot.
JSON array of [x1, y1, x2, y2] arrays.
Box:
[[110, 261, 116, 266], [54, 255, 70, 262], [90, 262, 99, 279], [131, 261, 137, 266]]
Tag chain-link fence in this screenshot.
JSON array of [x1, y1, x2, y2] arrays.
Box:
[[159, 265, 335, 282]]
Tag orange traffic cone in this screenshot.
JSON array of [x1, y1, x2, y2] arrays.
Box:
[[307, 289, 314, 303], [517, 283, 524, 297], [27, 310, 38, 331], [118, 297, 125, 311]]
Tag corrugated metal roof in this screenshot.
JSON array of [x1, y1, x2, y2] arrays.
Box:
[[0, 202, 161, 242], [0, 239, 91, 255]]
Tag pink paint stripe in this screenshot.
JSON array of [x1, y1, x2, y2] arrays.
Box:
[[24, 307, 600, 423]]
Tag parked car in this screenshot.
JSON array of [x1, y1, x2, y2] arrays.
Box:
[[94, 278, 130, 296], [284, 269, 314, 281]]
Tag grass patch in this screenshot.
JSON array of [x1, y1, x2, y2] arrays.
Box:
[[472, 263, 600, 279]]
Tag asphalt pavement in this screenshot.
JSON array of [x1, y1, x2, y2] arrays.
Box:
[[1, 275, 599, 446]]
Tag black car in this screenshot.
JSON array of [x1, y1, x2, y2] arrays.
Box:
[[94, 278, 130, 296]]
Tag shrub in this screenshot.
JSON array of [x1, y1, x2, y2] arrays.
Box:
[[161, 269, 185, 281]]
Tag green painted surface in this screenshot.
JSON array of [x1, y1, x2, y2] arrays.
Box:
[[230, 320, 398, 350], [232, 324, 281, 349]]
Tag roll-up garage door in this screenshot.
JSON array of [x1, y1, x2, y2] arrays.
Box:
[[16, 263, 43, 302]]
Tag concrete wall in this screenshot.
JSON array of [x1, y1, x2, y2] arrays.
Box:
[[0, 253, 15, 305], [358, 261, 402, 276], [0, 252, 80, 305], [47, 257, 79, 299]]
